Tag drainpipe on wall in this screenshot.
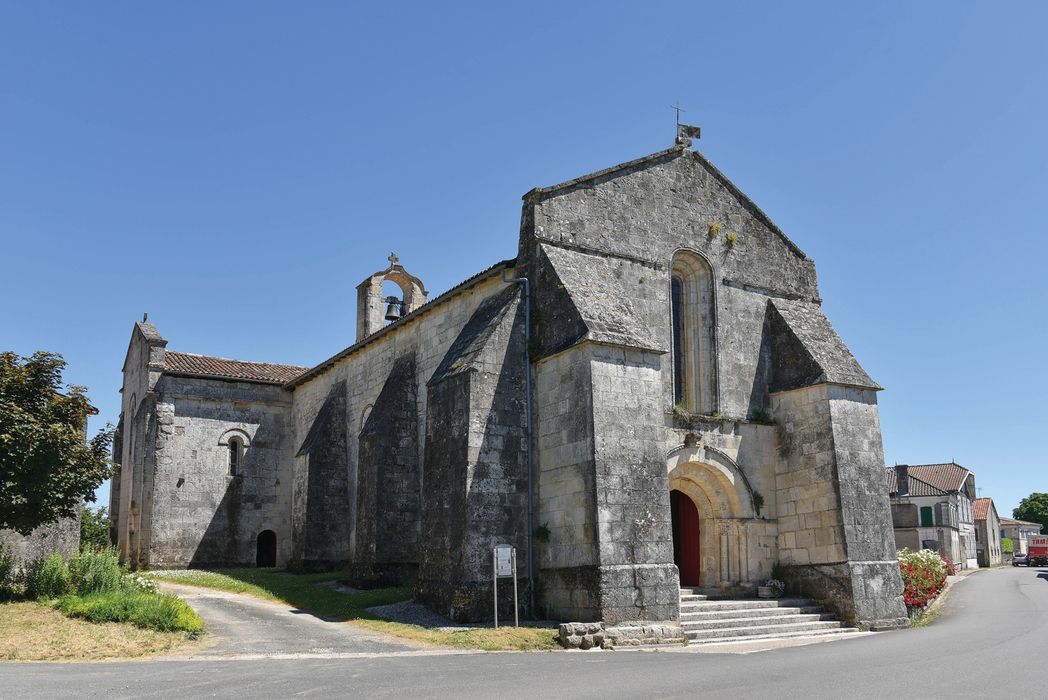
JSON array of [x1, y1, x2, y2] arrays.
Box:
[[502, 268, 535, 615]]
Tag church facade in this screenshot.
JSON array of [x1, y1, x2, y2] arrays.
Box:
[[111, 138, 907, 629]]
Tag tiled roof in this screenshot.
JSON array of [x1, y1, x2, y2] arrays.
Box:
[[885, 467, 947, 497], [1000, 517, 1042, 528], [164, 351, 309, 385], [973, 497, 992, 521], [905, 463, 971, 494]]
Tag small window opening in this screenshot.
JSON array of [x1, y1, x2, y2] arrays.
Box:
[[229, 438, 241, 476]]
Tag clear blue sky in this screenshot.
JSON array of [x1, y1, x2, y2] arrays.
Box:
[[3, 2, 1045, 518]]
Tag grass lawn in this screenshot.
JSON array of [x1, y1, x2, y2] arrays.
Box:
[[0, 601, 206, 662], [148, 569, 558, 651]]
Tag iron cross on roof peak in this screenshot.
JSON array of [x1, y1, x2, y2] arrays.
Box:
[[388, 252, 399, 266]]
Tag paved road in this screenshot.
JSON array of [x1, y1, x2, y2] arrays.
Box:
[[156, 582, 418, 657], [3, 566, 1047, 699]]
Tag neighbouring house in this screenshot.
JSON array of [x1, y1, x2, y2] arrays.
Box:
[[1000, 517, 1043, 555], [972, 498, 1002, 567], [886, 463, 979, 570], [111, 133, 909, 629]]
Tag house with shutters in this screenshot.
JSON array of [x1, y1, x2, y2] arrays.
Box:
[[885, 463, 978, 569]]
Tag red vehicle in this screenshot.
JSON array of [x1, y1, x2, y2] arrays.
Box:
[[1028, 536, 1048, 567]]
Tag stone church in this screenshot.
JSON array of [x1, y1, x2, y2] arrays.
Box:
[[111, 134, 907, 629]]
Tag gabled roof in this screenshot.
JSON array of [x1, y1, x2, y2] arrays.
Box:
[[164, 351, 308, 385], [906, 463, 973, 494], [973, 498, 994, 522], [884, 467, 948, 497], [523, 143, 808, 260]]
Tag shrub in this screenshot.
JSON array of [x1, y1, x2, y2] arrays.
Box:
[[56, 590, 203, 634], [0, 543, 16, 598], [1001, 537, 1014, 555], [897, 548, 949, 610], [69, 547, 122, 595], [25, 553, 71, 599]]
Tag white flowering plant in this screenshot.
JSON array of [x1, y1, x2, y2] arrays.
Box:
[[121, 572, 159, 594]]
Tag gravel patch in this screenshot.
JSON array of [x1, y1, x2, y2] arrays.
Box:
[[366, 601, 471, 631], [318, 580, 360, 594]]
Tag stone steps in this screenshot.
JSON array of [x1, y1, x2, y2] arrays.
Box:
[[679, 597, 815, 612], [681, 612, 835, 631], [691, 627, 863, 645], [685, 619, 846, 641], [681, 605, 825, 621], [679, 591, 856, 644]]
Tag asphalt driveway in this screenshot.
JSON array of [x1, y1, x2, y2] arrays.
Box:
[[4, 566, 1048, 699], [158, 582, 419, 658]]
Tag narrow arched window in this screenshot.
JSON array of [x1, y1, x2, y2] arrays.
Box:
[[671, 275, 685, 404], [228, 437, 241, 476], [670, 252, 717, 414]]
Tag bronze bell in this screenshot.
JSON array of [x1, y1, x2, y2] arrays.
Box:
[[384, 297, 402, 322]]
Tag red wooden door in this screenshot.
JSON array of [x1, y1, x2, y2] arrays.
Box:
[[671, 490, 701, 586]]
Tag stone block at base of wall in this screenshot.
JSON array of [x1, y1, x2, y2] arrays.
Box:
[[540, 563, 681, 623], [784, 561, 907, 630], [557, 621, 686, 649], [415, 577, 531, 624]]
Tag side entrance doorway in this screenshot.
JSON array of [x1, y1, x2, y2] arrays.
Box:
[[256, 530, 277, 567], [670, 489, 701, 586]]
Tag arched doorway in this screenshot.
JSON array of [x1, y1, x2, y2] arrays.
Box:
[[671, 490, 701, 585], [256, 530, 277, 567], [666, 445, 756, 589]]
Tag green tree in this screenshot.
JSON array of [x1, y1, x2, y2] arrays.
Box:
[[0, 351, 113, 535], [80, 505, 111, 551], [1001, 537, 1014, 555], [1013, 493, 1048, 535]]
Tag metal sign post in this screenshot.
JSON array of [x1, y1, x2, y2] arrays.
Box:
[[493, 544, 518, 629]]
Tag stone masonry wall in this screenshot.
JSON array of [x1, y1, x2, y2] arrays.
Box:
[[534, 347, 598, 620], [296, 382, 351, 569], [588, 344, 679, 623], [0, 514, 81, 569], [352, 354, 420, 584], [146, 375, 295, 568], [416, 288, 529, 621], [770, 383, 906, 628], [521, 145, 821, 422], [289, 271, 513, 569]]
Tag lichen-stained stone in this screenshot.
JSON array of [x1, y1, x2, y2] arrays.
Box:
[[113, 139, 906, 628], [295, 382, 351, 570], [417, 287, 529, 622], [349, 354, 420, 586]]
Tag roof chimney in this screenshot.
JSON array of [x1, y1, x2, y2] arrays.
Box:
[[896, 465, 909, 496]]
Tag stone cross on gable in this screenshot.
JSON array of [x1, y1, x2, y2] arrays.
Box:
[[388, 252, 399, 266]]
